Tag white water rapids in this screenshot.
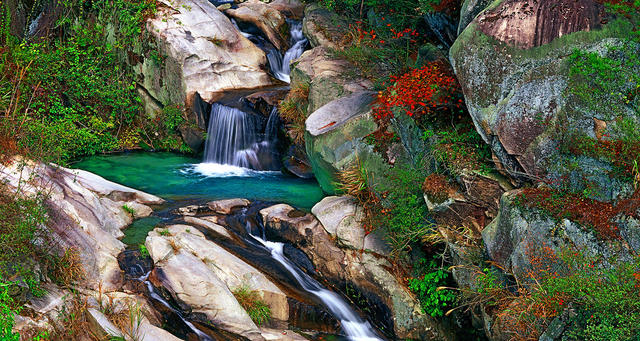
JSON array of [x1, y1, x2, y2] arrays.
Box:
[[251, 235, 383, 341]]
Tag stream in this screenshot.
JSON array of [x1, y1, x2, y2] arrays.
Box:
[[73, 13, 385, 341]]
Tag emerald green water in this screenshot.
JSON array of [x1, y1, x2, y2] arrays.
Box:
[[72, 152, 325, 210]]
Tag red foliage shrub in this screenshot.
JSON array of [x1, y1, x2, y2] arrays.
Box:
[[372, 61, 463, 124]]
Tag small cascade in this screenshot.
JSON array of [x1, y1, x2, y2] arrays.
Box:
[[270, 20, 308, 83], [238, 215, 383, 341], [233, 18, 307, 83], [203, 103, 260, 168], [202, 103, 282, 171]]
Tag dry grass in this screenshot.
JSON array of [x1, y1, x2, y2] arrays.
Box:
[[278, 81, 310, 145], [337, 159, 383, 233]]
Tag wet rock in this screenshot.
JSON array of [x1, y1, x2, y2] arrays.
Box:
[[184, 216, 233, 239], [208, 198, 251, 214], [260, 327, 307, 340], [177, 204, 210, 216], [140, 0, 272, 106], [226, 0, 290, 51], [245, 89, 290, 116], [283, 144, 314, 179], [147, 225, 290, 328], [260, 203, 453, 339], [148, 245, 264, 340]]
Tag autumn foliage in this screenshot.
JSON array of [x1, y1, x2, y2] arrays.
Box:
[[372, 61, 463, 124]]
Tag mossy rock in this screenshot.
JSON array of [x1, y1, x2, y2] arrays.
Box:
[[450, 0, 639, 200]]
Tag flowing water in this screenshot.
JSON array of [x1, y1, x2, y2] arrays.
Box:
[[233, 19, 308, 83], [253, 237, 383, 341], [268, 20, 308, 83], [72, 10, 386, 341]]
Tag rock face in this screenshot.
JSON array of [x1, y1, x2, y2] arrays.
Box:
[[449, 0, 636, 198], [302, 4, 346, 50], [305, 91, 388, 193], [457, 0, 491, 34], [146, 225, 290, 338], [475, 0, 605, 49], [140, 0, 272, 106], [0, 158, 163, 291], [291, 47, 373, 114], [482, 190, 640, 284], [260, 203, 453, 340], [269, 0, 305, 20], [226, 0, 290, 51]]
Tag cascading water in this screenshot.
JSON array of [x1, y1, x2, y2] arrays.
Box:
[[242, 217, 383, 341], [233, 18, 307, 83], [203, 103, 260, 168], [201, 103, 281, 171], [269, 20, 308, 83]]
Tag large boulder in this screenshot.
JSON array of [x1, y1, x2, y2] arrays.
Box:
[[449, 0, 638, 199], [269, 0, 305, 20], [140, 0, 272, 106], [302, 4, 347, 50], [482, 190, 640, 284], [260, 204, 455, 340], [0, 158, 163, 291], [226, 0, 290, 51], [146, 225, 289, 333], [305, 91, 388, 193], [291, 47, 373, 113]]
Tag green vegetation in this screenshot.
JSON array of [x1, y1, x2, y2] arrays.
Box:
[[0, 283, 20, 341], [424, 124, 492, 176], [568, 44, 640, 120], [408, 257, 457, 317], [139, 244, 149, 258], [0, 0, 190, 165], [123, 204, 136, 216], [376, 161, 433, 254], [0, 190, 49, 296], [232, 286, 271, 326], [278, 81, 309, 144]]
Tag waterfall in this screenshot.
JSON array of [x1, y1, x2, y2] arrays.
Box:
[[203, 103, 260, 168], [233, 18, 308, 83], [239, 215, 382, 341], [251, 236, 383, 341], [202, 103, 281, 171], [270, 20, 308, 83]]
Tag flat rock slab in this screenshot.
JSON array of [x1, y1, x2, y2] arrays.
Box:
[[306, 91, 375, 136], [208, 198, 251, 214]]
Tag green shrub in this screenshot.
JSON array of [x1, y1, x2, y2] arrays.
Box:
[[138, 244, 149, 258], [377, 162, 433, 255], [408, 257, 457, 317], [0, 191, 49, 295], [0, 283, 19, 341]]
